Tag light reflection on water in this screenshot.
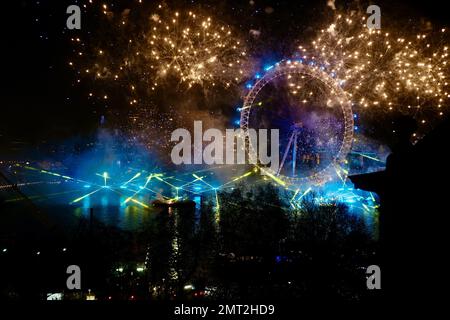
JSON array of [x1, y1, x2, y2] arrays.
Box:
[[1, 183, 162, 231], [72, 190, 156, 230]]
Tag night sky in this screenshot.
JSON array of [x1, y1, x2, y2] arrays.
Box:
[[1, 0, 448, 148]]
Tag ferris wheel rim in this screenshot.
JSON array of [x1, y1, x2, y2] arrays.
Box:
[[240, 60, 354, 186]]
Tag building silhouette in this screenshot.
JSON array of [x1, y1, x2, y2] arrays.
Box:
[[350, 116, 450, 303]]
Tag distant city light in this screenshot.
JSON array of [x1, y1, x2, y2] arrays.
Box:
[[183, 284, 194, 290]]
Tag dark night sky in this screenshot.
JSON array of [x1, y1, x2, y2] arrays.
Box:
[[1, 0, 448, 147]]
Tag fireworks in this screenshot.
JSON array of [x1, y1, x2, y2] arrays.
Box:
[[143, 9, 250, 89], [71, 3, 250, 97], [67, 1, 450, 154], [68, 2, 253, 154], [298, 12, 450, 127]]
